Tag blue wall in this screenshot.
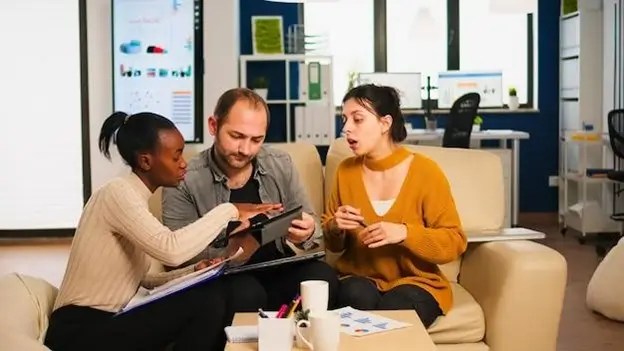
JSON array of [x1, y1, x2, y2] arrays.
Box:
[[239, 0, 560, 213]]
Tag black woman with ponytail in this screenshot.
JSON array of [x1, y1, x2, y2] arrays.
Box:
[[44, 111, 274, 351]]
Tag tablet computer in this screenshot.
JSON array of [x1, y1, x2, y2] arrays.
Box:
[[224, 250, 326, 275], [229, 205, 303, 245], [259, 205, 303, 245]]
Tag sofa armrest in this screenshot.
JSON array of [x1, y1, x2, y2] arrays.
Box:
[[0, 324, 51, 351], [459, 241, 567, 351]]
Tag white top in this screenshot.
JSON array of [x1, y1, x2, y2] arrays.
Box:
[[54, 172, 239, 312], [371, 199, 395, 216]]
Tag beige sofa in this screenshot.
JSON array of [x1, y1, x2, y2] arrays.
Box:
[[0, 139, 567, 351]]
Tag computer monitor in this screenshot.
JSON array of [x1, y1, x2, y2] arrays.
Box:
[[112, 0, 205, 143], [437, 71, 503, 108]]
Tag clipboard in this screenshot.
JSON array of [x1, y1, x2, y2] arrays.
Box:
[[116, 248, 244, 315]]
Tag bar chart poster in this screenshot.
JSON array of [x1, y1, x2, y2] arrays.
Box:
[[437, 71, 503, 108], [112, 0, 204, 142]]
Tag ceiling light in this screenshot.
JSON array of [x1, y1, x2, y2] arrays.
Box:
[[489, 0, 537, 13]]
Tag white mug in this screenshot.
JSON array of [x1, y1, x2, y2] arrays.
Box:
[[300, 280, 329, 314], [296, 311, 340, 351]]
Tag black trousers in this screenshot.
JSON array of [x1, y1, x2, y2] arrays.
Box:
[[224, 244, 340, 312], [338, 276, 443, 328], [44, 280, 231, 351]]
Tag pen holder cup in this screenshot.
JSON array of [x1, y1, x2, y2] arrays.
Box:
[[258, 316, 294, 351]]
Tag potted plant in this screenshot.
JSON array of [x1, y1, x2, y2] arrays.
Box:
[[473, 115, 483, 132], [251, 76, 269, 100], [347, 71, 358, 91], [508, 87, 519, 110], [294, 309, 310, 348]]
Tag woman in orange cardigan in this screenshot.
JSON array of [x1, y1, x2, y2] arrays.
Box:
[[322, 84, 468, 328]]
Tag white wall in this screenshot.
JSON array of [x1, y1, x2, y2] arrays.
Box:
[[86, 0, 239, 191]]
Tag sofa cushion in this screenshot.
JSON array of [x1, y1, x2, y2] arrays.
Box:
[[586, 236, 624, 321], [0, 273, 58, 342], [429, 283, 486, 344], [267, 142, 324, 217]]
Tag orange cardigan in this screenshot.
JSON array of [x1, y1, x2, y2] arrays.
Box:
[[321, 151, 467, 313]]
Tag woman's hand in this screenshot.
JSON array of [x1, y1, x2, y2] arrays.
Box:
[[194, 257, 225, 271], [229, 219, 251, 236], [234, 203, 283, 220], [358, 222, 407, 248], [331, 205, 366, 231]]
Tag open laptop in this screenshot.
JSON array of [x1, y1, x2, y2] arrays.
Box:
[[224, 250, 326, 275]]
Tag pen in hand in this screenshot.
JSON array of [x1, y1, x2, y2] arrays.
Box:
[[340, 207, 367, 228]]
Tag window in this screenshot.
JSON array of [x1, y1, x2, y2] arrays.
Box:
[[386, 0, 447, 99], [303, 0, 536, 108], [0, 0, 86, 230], [459, 0, 531, 104], [303, 0, 375, 105]]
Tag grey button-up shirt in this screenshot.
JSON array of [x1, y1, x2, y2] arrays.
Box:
[[161, 145, 321, 268]]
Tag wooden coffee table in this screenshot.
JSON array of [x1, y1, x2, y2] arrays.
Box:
[[224, 310, 436, 351]]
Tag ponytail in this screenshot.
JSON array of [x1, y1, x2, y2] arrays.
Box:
[[98, 111, 128, 160]]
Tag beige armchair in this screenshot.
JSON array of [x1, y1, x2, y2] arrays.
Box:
[[287, 139, 567, 351]]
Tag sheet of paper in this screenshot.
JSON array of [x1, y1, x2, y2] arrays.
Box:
[[335, 306, 412, 337]]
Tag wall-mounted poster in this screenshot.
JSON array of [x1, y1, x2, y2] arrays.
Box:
[[251, 16, 285, 55], [112, 0, 204, 143]]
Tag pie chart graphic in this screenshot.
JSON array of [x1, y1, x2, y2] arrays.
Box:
[[146, 45, 168, 54], [119, 40, 141, 54]]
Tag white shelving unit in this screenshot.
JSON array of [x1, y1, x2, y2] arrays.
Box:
[[560, 132, 619, 236], [239, 54, 335, 144], [558, 1, 617, 237]]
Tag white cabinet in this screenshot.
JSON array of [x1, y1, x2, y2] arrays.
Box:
[[238, 54, 336, 145], [559, 3, 611, 234]]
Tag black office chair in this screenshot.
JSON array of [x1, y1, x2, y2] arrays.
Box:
[[442, 93, 481, 148], [595, 109, 624, 256], [607, 109, 624, 185]]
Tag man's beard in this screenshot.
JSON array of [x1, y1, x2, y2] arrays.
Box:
[[214, 144, 253, 171]]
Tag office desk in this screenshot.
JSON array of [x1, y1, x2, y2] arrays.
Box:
[[404, 129, 530, 227]]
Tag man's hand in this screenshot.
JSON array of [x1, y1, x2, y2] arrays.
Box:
[[287, 212, 315, 244], [358, 222, 407, 248]]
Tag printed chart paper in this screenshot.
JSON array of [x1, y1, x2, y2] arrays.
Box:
[[335, 306, 412, 337]]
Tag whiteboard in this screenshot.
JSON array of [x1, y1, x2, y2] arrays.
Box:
[[437, 71, 503, 108], [356, 72, 422, 109]]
